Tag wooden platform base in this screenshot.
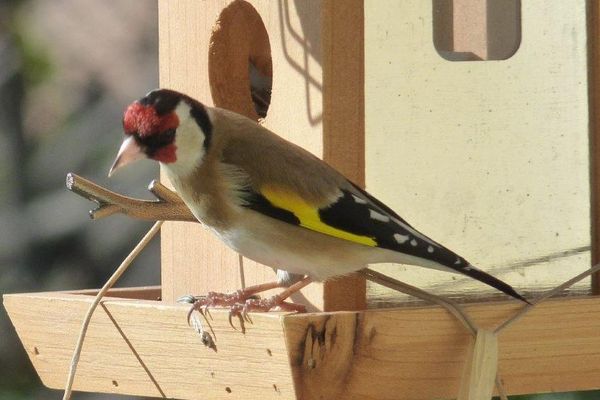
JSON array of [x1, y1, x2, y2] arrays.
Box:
[[4, 287, 600, 399]]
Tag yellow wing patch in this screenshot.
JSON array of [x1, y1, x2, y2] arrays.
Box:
[[261, 185, 377, 247]]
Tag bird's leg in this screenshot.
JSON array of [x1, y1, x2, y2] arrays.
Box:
[[183, 280, 283, 320], [182, 275, 311, 333], [232, 276, 313, 320], [184, 279, 303, 331]]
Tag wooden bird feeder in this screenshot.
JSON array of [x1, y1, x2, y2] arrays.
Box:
[[5, 1, 600, 399]]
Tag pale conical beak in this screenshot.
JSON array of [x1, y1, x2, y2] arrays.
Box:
[[109, 136, 145, 177]]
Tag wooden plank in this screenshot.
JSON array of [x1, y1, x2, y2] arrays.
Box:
[[159, 0, 239, 306], [321, 0, 366, 311], [432, 0, 520, 61], [4, 288, 294, 400], [284, 296, 600, 400], [159, 0, 366, 311], [452, 0, 487, 59], [5, 288, 600, 399], [71, 286, 161, 300], [158, 0, 322, 308], [590, 0, 600, 294]]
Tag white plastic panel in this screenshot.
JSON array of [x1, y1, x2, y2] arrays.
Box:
[[365, 1, 590, 304]]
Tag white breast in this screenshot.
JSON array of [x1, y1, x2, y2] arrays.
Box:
[[208, 209, 399, 281]]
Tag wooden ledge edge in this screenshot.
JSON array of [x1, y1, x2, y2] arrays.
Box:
[[2, 287, 292, 319], [281, 295, 600, 399], [3, 286, 162, 302], [3, 290, 600, 399], [3, 287, 296, 399]]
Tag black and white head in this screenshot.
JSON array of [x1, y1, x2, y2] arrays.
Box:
[[109, 88, 213, 177]]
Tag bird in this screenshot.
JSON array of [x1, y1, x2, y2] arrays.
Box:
[[109, 88, 527, 314]]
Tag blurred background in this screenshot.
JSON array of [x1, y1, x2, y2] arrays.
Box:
[[1, 0, 159, 398], [0, 0, 597, 399]]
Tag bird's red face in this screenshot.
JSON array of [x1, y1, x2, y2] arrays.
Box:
[[109, 89, 182, 176]]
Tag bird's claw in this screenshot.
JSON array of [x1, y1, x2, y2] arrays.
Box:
[[181, 291, 307, 337], [237, 296, 307, 316], [223, 296, 308, 333], [178, 295, 217, 351], [228, 304, 248, 333]]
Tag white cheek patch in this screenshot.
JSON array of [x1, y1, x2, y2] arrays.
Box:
[[164, 103, 206, 176], [369, 209, 390, 223]]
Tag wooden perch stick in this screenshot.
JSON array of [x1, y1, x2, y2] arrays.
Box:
[[66, 173, 196, 222]]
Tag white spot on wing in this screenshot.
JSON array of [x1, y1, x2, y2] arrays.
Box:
[[454, 257, 461, 265], [463, 265, 473, 271], [410, 239, 417, 246], [369, 209, 390, 223], [352, 195, 368, 204], [394, 234, 409, 244], [427, 245, 434, 253]]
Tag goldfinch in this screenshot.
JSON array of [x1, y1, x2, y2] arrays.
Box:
[[110, 88, 527, 311]]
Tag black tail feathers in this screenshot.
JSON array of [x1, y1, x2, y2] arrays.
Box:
[[462, 264, 530, 304]]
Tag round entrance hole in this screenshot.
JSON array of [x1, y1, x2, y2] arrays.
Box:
[[209, 1, 272, 121]]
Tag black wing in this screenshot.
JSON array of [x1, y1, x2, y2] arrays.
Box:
[[240, 182, 527, 303]]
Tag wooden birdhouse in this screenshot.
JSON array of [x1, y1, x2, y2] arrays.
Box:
[[5, 1, 600, 399]]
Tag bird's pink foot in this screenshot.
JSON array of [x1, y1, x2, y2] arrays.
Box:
[[183, 290, 256, 326], [184, 292, 307, 333], [182, 276, 313, 334], [231, 295, 307, 317], [201, 289, 256, 308], [228, 296, 307, 330]]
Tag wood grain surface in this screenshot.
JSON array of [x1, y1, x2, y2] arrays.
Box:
[[159, 0, 365, 311], [5, 288, 600, 399]]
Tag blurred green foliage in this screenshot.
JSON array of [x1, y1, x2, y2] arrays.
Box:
[[11, 24, 54, 87], [1, 0, 158, 399]]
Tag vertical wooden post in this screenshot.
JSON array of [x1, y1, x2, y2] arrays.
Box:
[[452, 0, 488, 59], [159, 0, 365, 310], [322, 0, 366, 311], [590, 0, 600, 294]]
